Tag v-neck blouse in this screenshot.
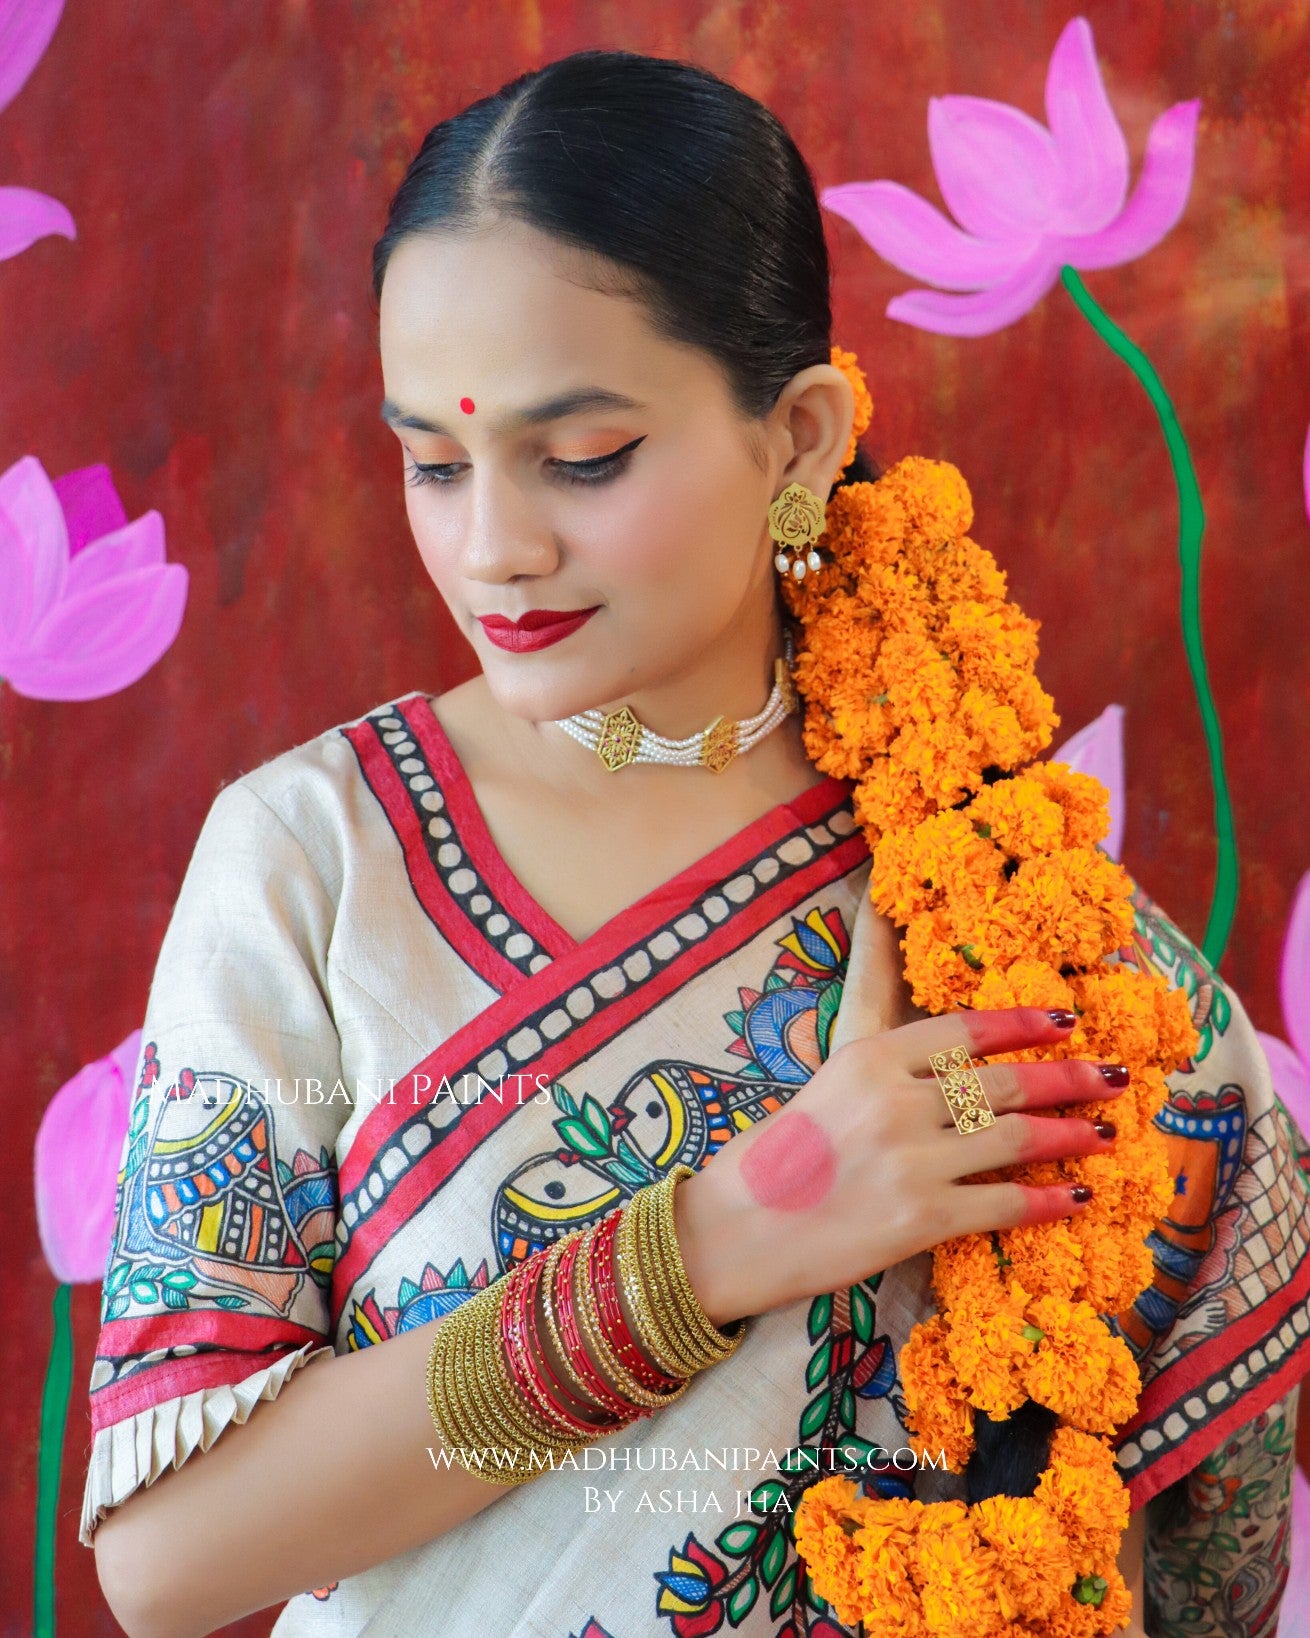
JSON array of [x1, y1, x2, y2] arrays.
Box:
[[405, 690, 852, 962]]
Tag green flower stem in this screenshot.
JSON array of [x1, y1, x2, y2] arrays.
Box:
[[1059, 264, 1237, 965], [34, 1282, 73, 1637]]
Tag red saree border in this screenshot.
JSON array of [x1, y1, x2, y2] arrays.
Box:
[[402, 690, 855, 975], [337, 709, 858, 1200], [89, 1312, 323, 1432], [401, 693, 580, 959], [342, 706, 557, 996], [1117, 1244, 1310, 1508], [330, 819, 869, 1322]]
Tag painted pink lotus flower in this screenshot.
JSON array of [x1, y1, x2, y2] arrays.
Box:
[[34, 1028, 138, 1284], [0, 0, 75, 263], [0, 455, 187, 699], [822, 16, 1200, 336], [1257, 871, 1310, 1151]]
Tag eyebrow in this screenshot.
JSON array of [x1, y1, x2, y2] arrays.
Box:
[[379, 387, 647, 437]]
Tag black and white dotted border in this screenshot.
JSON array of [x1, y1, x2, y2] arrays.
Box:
[[1115, 1291, 1310, 1474], [370, 706, 555, 980], [334, 800, 859, 1252]]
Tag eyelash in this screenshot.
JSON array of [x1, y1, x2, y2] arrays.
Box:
[[404, 436, 646, 490]]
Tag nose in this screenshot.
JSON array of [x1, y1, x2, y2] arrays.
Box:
[[457, 470, 560, 585]]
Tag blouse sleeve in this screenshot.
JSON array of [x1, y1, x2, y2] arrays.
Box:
[[1108, 878, 1310, 1516], [79, 778, 349, 1548]]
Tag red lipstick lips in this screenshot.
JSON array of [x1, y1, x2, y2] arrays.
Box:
[[477, 606, 600, 653]]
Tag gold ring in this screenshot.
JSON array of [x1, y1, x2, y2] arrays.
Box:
[[929, 1044, 997, 1135]]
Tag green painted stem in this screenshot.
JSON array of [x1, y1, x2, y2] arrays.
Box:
[[34, 1282, 73, 1637], [1059, 264, 1237, 966]]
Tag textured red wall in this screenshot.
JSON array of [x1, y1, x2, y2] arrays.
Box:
[[2, 2, 1307, 1630]]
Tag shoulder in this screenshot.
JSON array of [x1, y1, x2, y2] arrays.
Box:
[[197, 690, 433, 892]]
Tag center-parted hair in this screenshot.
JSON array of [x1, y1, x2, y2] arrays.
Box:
[[370, 47, 878, 492]]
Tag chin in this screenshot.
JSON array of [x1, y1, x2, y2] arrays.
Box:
[[483, 664, 623, 727]]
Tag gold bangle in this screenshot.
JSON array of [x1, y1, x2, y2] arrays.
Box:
[[615, 1178, 715, 1377], [426, 1279, 576, 1486], [647, 1166, 747, 1361], [620, 1168, 747, 1376]]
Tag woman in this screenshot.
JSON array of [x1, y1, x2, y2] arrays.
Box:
[[82, 49, 1309, 1638]]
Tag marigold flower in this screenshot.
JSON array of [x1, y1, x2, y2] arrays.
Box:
[[788, 352, 1197, 1627]]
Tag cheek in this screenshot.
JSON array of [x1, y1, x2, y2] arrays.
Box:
[[738, 1110, 838, 1212], [404, 495, 457, 583]]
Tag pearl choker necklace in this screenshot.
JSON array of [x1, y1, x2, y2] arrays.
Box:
[[549, 628, 800, 773]]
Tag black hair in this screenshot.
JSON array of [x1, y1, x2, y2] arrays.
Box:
[[372, 49, 1053, 1513], [370, 47, 879, 493]]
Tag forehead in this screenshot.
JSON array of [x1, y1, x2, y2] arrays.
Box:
[[377, 221, 723, 417]]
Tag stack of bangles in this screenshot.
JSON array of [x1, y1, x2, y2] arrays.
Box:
[[425, 1164, 748, 1484]]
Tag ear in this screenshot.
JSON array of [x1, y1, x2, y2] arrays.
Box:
[[771, 364, 856, 498]]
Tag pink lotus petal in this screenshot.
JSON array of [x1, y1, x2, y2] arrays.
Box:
[[928, 94, 1062, 240], [821, 180, 1033, 291], [0, 453, 67, 650], [1259, 1032, 1310, 1149], [0, 185, 74, 260], [51, 463, 128, 558], [1279, 871, 1310, 1068], [886, 251, 1060, 337], [0, 0, 63, 115], [1044, 17, 1129, 233], [60, 509, 166, 588], [4, 558, 187, 700], [1303, 421, 1309, 530], [34, 1027, 139, 1285], [1287, 1469, 1310, 1638], [1053, 99, 1200, 271], [1051, 703, 1125, 860]]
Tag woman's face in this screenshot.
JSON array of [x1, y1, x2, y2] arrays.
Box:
[[377, 216, 848, 725]]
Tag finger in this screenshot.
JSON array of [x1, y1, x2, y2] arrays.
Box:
[[946, 1177, 1096, 1238], [927, 1107, 1115, 1174], [829, 882, 911, 1057], [877, 1004, 1078, 1075], [924, 1057, 1132, 1123]]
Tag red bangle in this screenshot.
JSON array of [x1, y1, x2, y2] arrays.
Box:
[[500, 1255, 585, 1439], [553, 1226, 635, 1419], [589, 1208, 683, 1393], [518, 1243, 618, 1433]]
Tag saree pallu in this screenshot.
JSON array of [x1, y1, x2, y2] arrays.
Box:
[[80, 690, 1310, 1637]]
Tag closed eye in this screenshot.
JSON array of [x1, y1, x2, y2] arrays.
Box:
[[405, 435, 646, 490]]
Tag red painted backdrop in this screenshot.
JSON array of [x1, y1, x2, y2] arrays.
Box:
[[2, 2, 1307, 1631]]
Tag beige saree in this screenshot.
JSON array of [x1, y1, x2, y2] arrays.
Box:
[[80, 690, 1310, 1635]]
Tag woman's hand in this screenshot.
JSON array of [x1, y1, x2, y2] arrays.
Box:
[[676, 886, 1129, 1326]]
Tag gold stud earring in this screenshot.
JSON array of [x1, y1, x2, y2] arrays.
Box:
[[768, 482, 826, 581]]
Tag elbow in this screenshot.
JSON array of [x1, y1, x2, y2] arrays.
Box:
[[94, 1509, 206, 1638]]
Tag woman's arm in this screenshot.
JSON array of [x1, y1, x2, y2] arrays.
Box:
[[94, 1247, 667, 1638], [95, 1314, 501, 1638], [1142, 1383, 1300, 1637]]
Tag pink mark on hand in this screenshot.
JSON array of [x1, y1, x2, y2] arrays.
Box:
[[459, 397, 475, 414], [739, 1110, 837, 1212]]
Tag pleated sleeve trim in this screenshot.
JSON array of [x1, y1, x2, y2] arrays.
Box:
[[79, 1339, 334, 1548]]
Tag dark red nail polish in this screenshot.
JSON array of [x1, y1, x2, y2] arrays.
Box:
[[1097, 1065, 1130, 1087], [1047, 1009, 1077, 1029], [1070, 1184, 1094, 1203], [1093, 1121, 1116, 1141]]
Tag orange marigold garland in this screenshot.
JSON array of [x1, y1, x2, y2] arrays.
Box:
[[787, 346, 1198, 1637]]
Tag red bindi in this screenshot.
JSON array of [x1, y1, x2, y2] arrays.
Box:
[[739, 1110, 837, 1212], [459, 397, 475, 414]]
